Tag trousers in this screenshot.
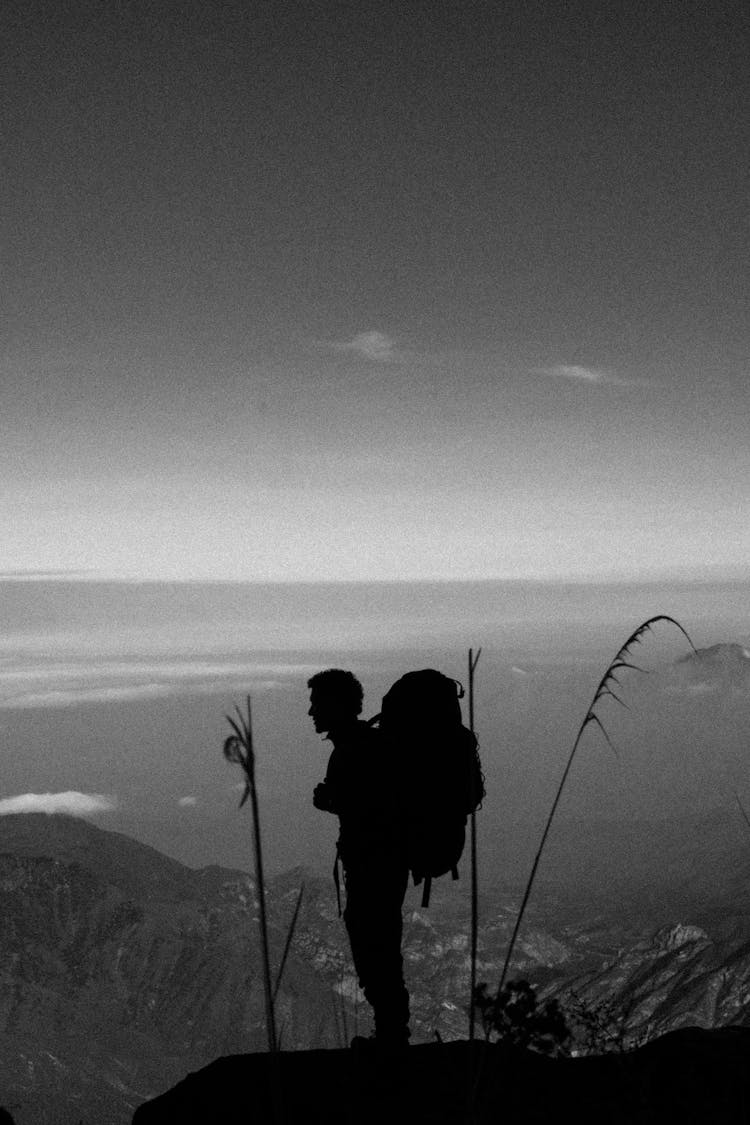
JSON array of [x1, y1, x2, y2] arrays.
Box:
[[342, 848, 410, 1041]]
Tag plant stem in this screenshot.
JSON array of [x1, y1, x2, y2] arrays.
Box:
[[468, 646, 481, 1042], [243, 696, 278, 1052], [498, 615, 695, 990], [272, 884, 305, 1004]]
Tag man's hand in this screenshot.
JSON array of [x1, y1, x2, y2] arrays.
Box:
[[313, 782, 334, 812]]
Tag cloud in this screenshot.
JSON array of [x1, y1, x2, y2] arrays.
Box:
[[329, 331, 398, 363], [0, 657, 317, 709], [537, 364, 627, 386], [178, 796, 198, 808], [3, 685, 175, 708], [0, 791, 117, 816]]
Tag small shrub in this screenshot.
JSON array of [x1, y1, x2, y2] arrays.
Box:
[[561, 990, 651, 1055], [473, 978, 571, 1056], [474, 979, 644, 1058], [562, 990, 630, 1055]]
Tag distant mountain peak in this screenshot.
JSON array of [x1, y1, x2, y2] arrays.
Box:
[[670, 642, 750, 691], [676, 642, 750, 666], [654, 923, 710, 952]]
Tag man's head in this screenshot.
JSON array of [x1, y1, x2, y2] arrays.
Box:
[[307, 668, 363, 734]]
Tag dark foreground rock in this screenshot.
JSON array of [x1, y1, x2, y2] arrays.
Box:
[[132, 1027, 750, 1124]]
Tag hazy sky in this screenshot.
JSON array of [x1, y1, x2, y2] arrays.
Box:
[[4, 1, 749, 581]]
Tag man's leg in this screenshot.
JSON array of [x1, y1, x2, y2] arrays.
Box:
[[344, 860, 410, 1044]]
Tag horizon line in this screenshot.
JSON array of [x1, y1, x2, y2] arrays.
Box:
[[2, 568, 750, 589]]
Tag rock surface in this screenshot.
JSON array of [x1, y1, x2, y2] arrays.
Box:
[[132, 1029, 750, 1124]]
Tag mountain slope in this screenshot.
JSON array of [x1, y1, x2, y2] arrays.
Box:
[[0, 815, 334, 1124], [2, 812, 750, 1123]]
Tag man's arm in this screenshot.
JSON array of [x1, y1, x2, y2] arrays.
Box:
[[313, 748, 343, 813], [312, 781, 338, 813]]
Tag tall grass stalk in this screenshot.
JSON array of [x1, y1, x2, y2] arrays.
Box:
[[467, 646, 482, 1042], [498, 615, 696, 990], [272, 884, 305, 1004], [734, 791, 750, 833], [223, 695, 278, 1053], [339, 973, 350, 1045], [331, 994, 343, 1048], [334, 961, 349, 1047]]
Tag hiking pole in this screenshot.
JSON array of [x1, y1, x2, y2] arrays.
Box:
[[223, 695, 278, 1053], [467, 647, 481, 1042]]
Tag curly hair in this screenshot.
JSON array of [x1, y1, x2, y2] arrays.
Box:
[[307, 668, 363, 716]]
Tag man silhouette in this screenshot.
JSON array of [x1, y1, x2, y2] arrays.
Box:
[[309, 668, 410, 1048]]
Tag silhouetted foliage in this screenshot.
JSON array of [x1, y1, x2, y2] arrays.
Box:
[[474, 977, 647, 1059], [561, 990, 641, 1055], [474, 978, 571, 1056]]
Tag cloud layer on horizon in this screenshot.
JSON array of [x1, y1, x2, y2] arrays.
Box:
[[0, 791, 117, 816], [0, 657, 318, 709]]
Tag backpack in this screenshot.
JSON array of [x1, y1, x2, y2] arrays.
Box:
[[373, 669, 485, 907]]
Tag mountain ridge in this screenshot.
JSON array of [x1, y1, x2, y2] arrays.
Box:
[[2, 812, 750, 1123]]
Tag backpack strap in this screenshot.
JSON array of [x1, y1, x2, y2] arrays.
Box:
[[421, 868, 458, 908]]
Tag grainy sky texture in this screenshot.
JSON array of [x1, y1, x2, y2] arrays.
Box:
[[4, 0, 749, 581]]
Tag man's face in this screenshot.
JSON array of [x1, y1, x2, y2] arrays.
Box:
[[308, 689, 340, 735], [308, 688, 337, 733]]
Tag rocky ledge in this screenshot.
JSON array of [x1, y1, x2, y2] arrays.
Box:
[[132, 1027, 750, 1124]]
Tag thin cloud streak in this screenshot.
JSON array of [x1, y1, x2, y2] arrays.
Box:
[[0, 681, 283, 709], [327, 330, 399, 363], [537, 364, 630, 386], [0, 791, 117, 816], [0, 659, 317, 682], [2, 685, 175, 708], [0, 657, 318, 708]]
